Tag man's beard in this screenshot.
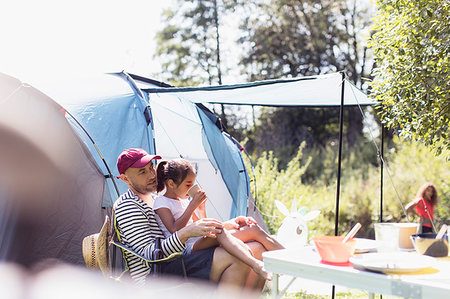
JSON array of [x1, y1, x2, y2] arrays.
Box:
[[131, 181, 155, 195]]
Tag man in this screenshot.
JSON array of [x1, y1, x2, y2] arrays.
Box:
[[113, 148, 266, 288]]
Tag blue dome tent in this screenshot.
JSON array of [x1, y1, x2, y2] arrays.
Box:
[[0, 71, 374, 268]]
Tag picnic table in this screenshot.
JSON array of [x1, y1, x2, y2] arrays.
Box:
[[263, 246, 450, 299]]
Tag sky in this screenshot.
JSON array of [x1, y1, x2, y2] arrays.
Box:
[[0, 0, 252, 124], [0, 0, 172, 84]]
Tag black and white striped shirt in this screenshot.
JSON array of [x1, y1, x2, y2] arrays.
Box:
[[113, 189, 185, 284]]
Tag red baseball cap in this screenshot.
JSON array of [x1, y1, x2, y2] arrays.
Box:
[[117, 148, 161, 175]]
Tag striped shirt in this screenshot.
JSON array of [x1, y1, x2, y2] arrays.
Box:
[[113, 189, 185, 284]]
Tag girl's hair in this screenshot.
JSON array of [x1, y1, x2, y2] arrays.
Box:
[[156, 159, 195, 192], [416, 182, 438, 206]]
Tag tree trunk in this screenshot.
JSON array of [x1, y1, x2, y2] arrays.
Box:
[[346, 107, 364, 148]]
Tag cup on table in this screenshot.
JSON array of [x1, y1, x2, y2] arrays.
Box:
[[375, 223, 400, 252], [397, 223, 419, 249], [187, 184, 200, 198]]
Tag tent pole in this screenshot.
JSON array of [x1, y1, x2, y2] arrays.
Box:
[[332, 72, 346, 299], [64, 110, 121, 197], [379, 125, 385, 299], [335, 72, 345, 236], [380, 124, 384, 222]]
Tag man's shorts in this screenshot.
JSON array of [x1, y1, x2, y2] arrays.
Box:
[[161, 247, 216, 281]]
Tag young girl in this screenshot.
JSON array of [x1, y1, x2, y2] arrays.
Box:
[[406, 183, 439, 233], [153, 158, 284, 281]]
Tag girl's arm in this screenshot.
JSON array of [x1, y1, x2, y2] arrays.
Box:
[[405, 198, 421, 214], [156, 192, 207, 233], [195, 201, 207, 219], [191, 205, 206, 222], [192, 212, 200, 222], [189, 189, 208, 222], [405, 201, 417, 214], [155, 204, 198, 234]]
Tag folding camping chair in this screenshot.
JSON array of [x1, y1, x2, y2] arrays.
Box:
[[82, 215, 185, 280]]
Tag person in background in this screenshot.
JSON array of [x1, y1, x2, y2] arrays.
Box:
[[406, 182, 439, 233]]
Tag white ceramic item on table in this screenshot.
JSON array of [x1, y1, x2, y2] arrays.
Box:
[[354, 238, 377, 254], [374, 223, 400, 252], [275, 199, 320, 248], [350, 252, 436, 274]]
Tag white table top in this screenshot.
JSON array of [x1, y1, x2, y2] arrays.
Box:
[[263, 246, 450, 299]]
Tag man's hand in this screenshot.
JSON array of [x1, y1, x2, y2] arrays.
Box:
[[177, 218, 224, 244]]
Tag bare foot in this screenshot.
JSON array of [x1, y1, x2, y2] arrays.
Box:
[[253, 260, 272, 281]]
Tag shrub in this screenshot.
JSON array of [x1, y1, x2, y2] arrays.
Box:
[[247, 137, 449, 239]]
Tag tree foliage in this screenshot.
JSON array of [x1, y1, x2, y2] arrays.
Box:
[[154, 0, 378, 168], [245, 107, 340, 168], [155, 0, 235, 87], [249, 138, 450, 237], [369, 0, 450, 155], [237, 0, 375, 163], [238, 0, 374, 85]]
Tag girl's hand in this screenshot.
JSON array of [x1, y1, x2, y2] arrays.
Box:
[[190, 189, 207, 208]]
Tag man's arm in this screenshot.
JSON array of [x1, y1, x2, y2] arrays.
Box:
[[114, 199, 185, 259], [177, 218, 224, 244]]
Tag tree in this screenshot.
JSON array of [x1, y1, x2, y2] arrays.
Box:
[[155, 0, 236, 127], [245, 107, 340, 164], [155, 1, 224, 86], [238, 0, 373, 86], [369, 0, 450, 155], [237, 0, 375, 160]]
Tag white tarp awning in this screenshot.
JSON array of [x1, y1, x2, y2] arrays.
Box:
[[144, 73, 374, 106]]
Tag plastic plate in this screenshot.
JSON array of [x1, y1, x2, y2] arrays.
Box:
[[350, 252, 436, 273]]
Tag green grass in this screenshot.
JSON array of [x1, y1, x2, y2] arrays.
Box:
[[261, 285, 404, 298]]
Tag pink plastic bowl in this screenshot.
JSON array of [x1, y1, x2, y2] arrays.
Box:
[[313, 236, 357, 264]]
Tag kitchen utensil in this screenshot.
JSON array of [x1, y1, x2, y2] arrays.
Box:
[[342, 223, 361, 243]]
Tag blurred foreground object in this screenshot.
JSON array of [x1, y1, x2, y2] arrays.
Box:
[[0, 73, 106, 266], [0, 262, 259, 299]]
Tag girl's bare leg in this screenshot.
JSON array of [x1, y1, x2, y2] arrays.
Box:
[[231, 223, 284, 251], [198, 229, 271, 280], [191, 235, 219, 252], [243, 241, 267, 290]]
